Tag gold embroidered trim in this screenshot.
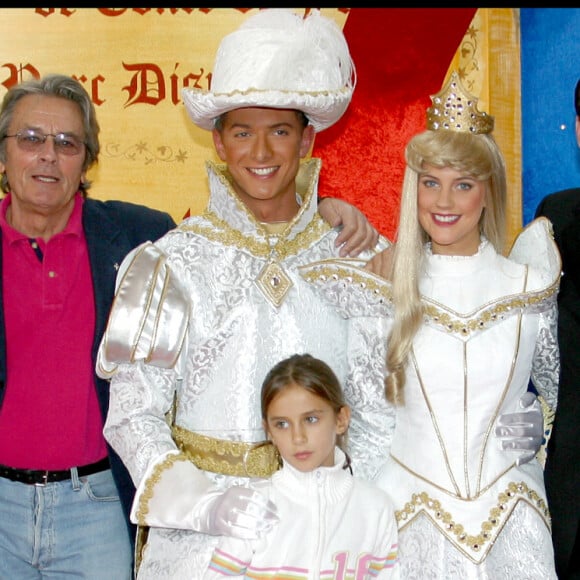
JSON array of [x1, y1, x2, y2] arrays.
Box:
[[183, 211, 329, 260], [301, 263, 393, 302], [396, 481, 550, 553], [172, 426, 281, 478], [136, 453, 183, 526], [423, 283, 558, 337], [302, 262, 559, 337], [178, 160, 331, 260], [537, 394, 556, 469]]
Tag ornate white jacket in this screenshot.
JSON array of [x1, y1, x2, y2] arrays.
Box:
[[300, 218, 561, 564], [96, 159, 385, 577]]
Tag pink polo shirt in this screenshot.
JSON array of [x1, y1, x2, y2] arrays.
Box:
[[0, 192, 107, 470]]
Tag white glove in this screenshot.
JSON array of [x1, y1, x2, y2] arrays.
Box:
[[495, 392, 544, 466], [193, 485, 279, 539]]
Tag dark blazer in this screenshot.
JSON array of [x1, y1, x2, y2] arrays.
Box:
[[0, 198, 176, 547], [535, 187, 580, 579]]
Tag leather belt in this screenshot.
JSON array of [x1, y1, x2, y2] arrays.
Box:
[[0, 457, 110, 486]]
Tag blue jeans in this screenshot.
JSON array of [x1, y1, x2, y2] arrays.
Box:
[[0, 467, 132, 579]]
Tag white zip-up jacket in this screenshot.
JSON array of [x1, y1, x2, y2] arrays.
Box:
[[205, 448, 399, 579]]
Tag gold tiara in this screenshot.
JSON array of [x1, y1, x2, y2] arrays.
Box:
[[426, 71, 494, 134]]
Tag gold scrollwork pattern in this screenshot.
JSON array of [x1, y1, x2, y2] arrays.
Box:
[[103, 141, 188, 164], [136, 452, 183, 525], [182, 210, 329, 260], [172, 426, 281, 478]]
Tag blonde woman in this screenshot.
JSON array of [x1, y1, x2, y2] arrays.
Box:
[[301, 72, 560, 578]]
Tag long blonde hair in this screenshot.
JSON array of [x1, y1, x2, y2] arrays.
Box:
[[385, 130, 507, 404]]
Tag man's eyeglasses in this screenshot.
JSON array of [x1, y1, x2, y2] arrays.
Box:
[[3, 129, 85, 156]]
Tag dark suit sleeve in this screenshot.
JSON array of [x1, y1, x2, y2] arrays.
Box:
[[84, 198, 177, 551], [560, 217, 580, 291], [107, 201, 176, 247]]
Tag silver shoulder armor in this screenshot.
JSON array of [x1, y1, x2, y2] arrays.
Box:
[[97, 241, 189, 378]]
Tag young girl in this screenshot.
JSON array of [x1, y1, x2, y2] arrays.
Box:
[[205, 353, 399, 579]]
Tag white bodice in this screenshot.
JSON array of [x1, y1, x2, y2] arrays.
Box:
[[300, 218, 560, 564]]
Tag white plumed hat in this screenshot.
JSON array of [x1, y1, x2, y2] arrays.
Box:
[[182, 8, 356, 133]]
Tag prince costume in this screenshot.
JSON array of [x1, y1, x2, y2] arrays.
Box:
[[95, 10, 387, 579]]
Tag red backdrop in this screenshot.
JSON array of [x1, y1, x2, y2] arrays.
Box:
[[313, 8, 477, 240]]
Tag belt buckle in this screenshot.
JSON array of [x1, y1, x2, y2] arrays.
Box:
[[34, 471, 49, 487]]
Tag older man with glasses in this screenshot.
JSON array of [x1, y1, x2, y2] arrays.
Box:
[[0, 74, 177, 579], [4, 129, 86, 156]]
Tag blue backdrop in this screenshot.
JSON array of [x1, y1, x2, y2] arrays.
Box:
[[521, 8, 580, 224]]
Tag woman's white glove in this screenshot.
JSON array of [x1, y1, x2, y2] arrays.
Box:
[[193, 485, 279, 539], [495, 392, 544, 466]]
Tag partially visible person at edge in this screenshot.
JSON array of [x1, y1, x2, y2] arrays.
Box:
[[535, 77, 580, 580], [95, 8, 386, 579], [301, 72, 560, 578], [0, 74, 377, 578], [206, 353, 399, 579]]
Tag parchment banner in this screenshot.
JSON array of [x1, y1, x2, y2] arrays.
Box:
[[0, 8, 347, 222], [1, 8, 523, 244]]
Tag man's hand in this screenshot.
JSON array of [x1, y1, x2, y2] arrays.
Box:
[[199, 485, 279, 539], [495, 392, 544, 466], [318, 197, 378, 257]]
